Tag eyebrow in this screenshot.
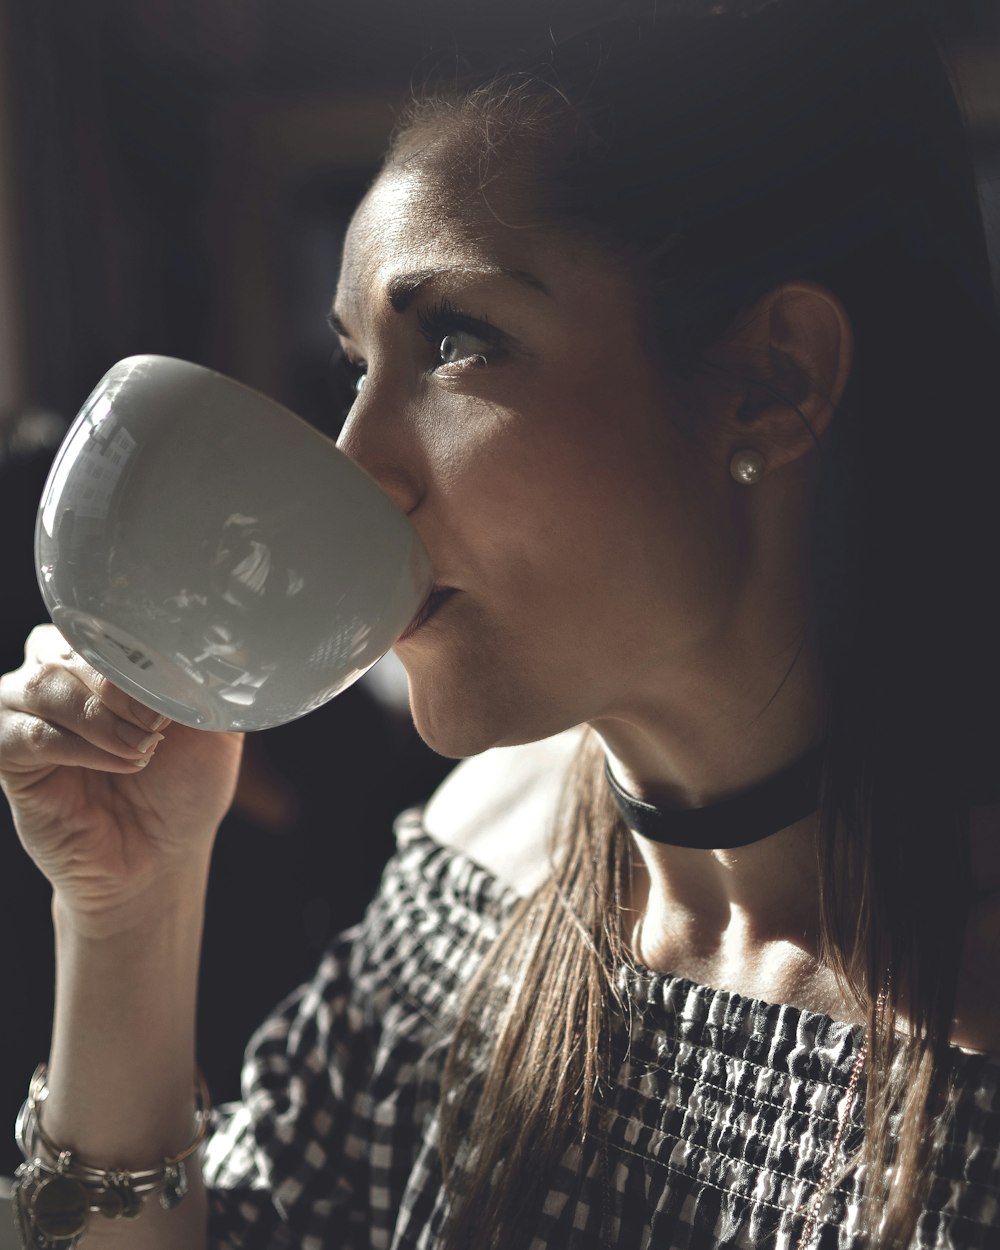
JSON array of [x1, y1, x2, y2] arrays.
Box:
[[327, 264, 551, 339]]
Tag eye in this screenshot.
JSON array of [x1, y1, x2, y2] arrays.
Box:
[[340, 354, 368, 393], [438, 331, 486, 366], [418, 298, 507, 370], [330, 348, 368, 418]]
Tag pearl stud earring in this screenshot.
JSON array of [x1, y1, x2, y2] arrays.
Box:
[[730, 448, 766, 484]]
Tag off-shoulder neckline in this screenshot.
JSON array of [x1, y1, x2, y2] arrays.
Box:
[[400, 808, 1000, 1075]]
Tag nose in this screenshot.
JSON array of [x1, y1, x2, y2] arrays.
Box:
[[336, 392, 423, 517]]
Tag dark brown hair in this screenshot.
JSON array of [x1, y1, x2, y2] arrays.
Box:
[[387, 2, 1000, 1244]]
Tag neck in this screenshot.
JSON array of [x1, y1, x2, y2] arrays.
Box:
[[590, 626, 827, 971]]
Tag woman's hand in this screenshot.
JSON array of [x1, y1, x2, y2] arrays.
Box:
[[0, 624, 244, 930]]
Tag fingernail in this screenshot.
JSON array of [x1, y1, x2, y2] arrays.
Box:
[[116, 722, 164, 754], [129, 699, 169, 731]]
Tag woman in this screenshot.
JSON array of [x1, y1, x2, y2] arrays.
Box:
[[2, 1, 998, 1246]]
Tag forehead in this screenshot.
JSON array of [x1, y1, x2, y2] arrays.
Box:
[[335, 157, 553, 314]]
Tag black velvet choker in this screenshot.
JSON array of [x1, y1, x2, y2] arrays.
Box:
[[604, 744, 825, 849]]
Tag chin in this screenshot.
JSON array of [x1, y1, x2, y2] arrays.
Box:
[[407, 697, 503, 760], [403, 663, 579, 761]]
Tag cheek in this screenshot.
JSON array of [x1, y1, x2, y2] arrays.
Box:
[[411, 385, 511, 486], [431, 415, 610, 570], [451, 368, 643, 501], [414, 367, 737, 639]]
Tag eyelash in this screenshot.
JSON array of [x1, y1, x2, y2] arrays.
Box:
[[331, 346, 366, 393], [416, 298, 505, 367]]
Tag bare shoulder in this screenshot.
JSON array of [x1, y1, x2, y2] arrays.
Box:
[[953, 890, 1000, 1059], [422, 727, 587, 897]]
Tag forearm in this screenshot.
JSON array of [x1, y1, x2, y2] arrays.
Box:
[[39, 881, 212, 1249]]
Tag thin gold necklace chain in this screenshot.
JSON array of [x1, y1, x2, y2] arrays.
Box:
[[795, 989, 887, 1249], [603, 938, 883, 1249]]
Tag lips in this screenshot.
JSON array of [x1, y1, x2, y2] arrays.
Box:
[[397, 585, 456, 642]]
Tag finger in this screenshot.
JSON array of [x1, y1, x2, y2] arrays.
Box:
[[0, 710, 156, 776], [22, 625, 171, 735], [62, 657, 171, 735], [0, 664, 165, 763], [23, 623, 72, 665]]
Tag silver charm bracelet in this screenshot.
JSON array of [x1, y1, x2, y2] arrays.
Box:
[[12, 1063, 211, 1248]]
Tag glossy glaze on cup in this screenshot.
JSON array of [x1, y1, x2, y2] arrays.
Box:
[[35, 356, 431, 730]]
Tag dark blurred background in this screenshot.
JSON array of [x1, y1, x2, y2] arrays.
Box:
[[0, 0, 998, 1176]]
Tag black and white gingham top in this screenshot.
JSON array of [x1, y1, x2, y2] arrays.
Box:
[[202, 808, 1000, 1249]]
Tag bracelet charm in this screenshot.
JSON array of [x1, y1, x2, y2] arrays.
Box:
[[110, 1171, 143, 1219], [91, 1183, 124, 1221], [161, 1159, 188, 1210], [31, 1169, 89, 1242], [12, 1161, 84, 1250]]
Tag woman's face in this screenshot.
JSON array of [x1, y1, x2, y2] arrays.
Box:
[[332, 151, 745, 758]]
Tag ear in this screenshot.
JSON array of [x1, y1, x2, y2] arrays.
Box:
[[715, 281, 854, 475]]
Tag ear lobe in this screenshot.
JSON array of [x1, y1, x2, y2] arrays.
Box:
[[731, 281, 854, 472]]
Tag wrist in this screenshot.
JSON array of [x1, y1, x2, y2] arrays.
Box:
[[46, 882, 207, 1163], [52, 860, 211, 942]]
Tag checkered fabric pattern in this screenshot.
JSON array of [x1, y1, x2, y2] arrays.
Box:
[[202, 809, 1000, 1248]]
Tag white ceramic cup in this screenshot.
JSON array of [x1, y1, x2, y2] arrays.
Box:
[[34, 355, 432, 731]]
